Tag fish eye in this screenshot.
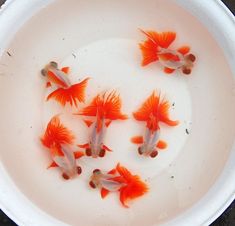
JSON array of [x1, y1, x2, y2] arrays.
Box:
[[186, 54, 196, 62], [77, 166, 82, 175], [41, 69, 47, 76], [138, 147, 143, 155], [89, 181, 97, 189], [99, 149, 105, 158], [182, 67, 191, 75], [85, 148, 92, 156], [62, 173, 70, 180], [50, 61, 58, 68], [93, 169, 101, 174], [150, 150, 158, 158]]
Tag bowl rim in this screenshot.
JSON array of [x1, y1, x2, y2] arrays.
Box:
[[0, 0, 234, 226]]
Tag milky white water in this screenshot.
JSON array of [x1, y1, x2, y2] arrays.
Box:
[[0, 0, 234, 226]]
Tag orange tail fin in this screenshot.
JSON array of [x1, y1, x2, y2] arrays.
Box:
[[116, 163, 148, 208], [41, 115, 75, 148], [47, 78, 89, 107], [133, 91, 160, 122], [158, 99, 179, 126], [139, 39, 159, 66], [139, 29, 176, 66], [79, 91, 128, 120], [133, 91, 179, 128], [141, 30, 176, 48]]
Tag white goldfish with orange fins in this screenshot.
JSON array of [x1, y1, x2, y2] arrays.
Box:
[[139, 29, 196, 75], [131, 91, 179, 158], [41, 61, 89, 107], [89, 163, 148, 208], [76, 91, 128, 158], [41, 115, 84, 180]]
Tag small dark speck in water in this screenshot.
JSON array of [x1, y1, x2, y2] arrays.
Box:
[[62, 38, 65, 41], [145, 177, 151, 182], [189, 186, 192, 190], [30, 126, 32, 129], [72, 53, 77, 59], [7, 51, 12, 57], [172, 102, 175, 107], [186, 129, 189, 135], [171, 176, 174, 179]]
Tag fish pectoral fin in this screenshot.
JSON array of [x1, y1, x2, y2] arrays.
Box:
[[177, 46, 190, 55], [46, 82, 52, 88], [105, 120, 112, 127], [164, 67, 175, 74], [156, 140, 168, 149], [77, 143, 89, 149], [102, 144, 112, 152], [131, 136, 144, 144], [74, 151, 84, 159], [108, 168, 117, 175], [47, 161, 58, 169], [61, 67, 70, 74], [83, 119, 94, 127], [101, 188, 110, 199]]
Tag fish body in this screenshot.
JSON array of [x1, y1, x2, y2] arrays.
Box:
[[89, 163, 148, 208], [139, 30, 196, 75], [41, 61, 89, 107], [41, 115, 84, 179], [131, 91, 178, 157], [77, 91, 127, 158]]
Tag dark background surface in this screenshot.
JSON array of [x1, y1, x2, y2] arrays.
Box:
[[0, 0, 235, 225]]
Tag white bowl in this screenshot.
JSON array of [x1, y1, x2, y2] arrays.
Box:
[[0, 0, 234, 226]]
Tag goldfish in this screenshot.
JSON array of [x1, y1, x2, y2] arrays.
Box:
[[139, 29, 196, 75], [89, 163, 148, 208], [131, 91, 179, 158], [76, 91, 128, 158], [41, 115, 84, 180], [41, 61, 89, 107]]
